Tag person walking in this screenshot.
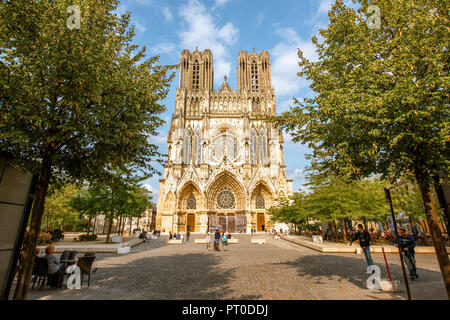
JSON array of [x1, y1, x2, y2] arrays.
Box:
[[205, 232, 211, 250], [394, 228, 419, 280], [214, 229, 221, 251], [350, 224, 374, 266], [221, 232, 228, 247], [186, 230, 190, 242]]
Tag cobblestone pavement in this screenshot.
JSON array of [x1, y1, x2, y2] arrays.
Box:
[[22, 234, 448, 300]]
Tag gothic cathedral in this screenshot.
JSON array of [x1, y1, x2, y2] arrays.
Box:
[[155, 49, 293, 234]]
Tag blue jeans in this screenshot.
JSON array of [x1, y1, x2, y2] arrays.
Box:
[[362, 247, 374, 266]]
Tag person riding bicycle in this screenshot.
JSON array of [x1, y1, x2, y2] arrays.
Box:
[[394, 228, 419, 280]]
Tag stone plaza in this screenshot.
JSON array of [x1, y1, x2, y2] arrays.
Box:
[[23, 234, 448, 300]]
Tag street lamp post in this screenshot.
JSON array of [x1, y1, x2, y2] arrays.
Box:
[[384, 187, 411, 300]]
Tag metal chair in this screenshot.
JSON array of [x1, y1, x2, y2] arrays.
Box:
[[83, 252, 96, 257], [31, 257, 48, 290], [59, 250, 70, 263], [77, 256, 96, 287], [66, 251, 78, 265]]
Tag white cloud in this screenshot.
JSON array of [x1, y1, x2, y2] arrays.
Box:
[[151, 42, 176, 55], [178, 0, 238, 84], [134, 21, 146, 33], [271, 27, 317, 97], [214, 0, 230, 7], [162, 6, 173, 21], [142, 184, 154, 193], [256, 13, 264, 25]]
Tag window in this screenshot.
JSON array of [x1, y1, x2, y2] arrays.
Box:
[[255, 193, 265, 209], [194, 131, 202, 165], [251, 62, 258, 90], [250, 129, 257, 164], [216, 187, 236, 209], [187, 193, 196, 210], [259, 128, 267, 164], [182, 130, 192, 164], [211, 133, 240, 163], [192, 61, 199, 89]]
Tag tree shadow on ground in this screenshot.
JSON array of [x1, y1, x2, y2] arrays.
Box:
[[23, 252, 237, 300], [280, 253, 444, 298]]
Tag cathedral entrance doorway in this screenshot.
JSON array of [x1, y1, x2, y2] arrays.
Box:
[[209, 215, 246, 233], [187, 213, 195, 232], [257, 213, 265, 232]]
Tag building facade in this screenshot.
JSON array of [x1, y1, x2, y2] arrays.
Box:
[[156, 49, 293, 234]]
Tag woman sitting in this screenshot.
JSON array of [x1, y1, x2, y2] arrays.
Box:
[[45, 245, 65, 289]]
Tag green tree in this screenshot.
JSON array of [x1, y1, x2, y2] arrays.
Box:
[[0, 0, 174, 299], [275, 0, 449, 295], [42, 183, 84, 232]]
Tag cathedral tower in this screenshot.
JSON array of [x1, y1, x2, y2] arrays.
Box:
[[156, 49, 293, 234]]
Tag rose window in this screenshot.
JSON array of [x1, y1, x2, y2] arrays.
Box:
[[211, 133, 240, 162], [216, 187, 236, 209]]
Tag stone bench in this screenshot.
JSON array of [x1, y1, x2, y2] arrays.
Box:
[[251, 238, 266, 244], [312, 235, 323, 243], [195, 238, 239, 244], [167, 239, 183, 244]]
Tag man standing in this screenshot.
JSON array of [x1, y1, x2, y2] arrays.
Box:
[[214, 229, 221, 251], [394, 228, 419, 280], [350, 224, 374, 266]]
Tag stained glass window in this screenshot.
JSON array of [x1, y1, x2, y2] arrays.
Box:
[[255, 193, 265, 209], [187, 193, 196, 210], [182, 130, 192, 164], [259, 128, 267, 164], [194, 131, 202, 165], [250, 129, 257, 164], [216, 187, 236, 209]]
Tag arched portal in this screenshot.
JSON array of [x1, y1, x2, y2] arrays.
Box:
[[206, 171, 246, 233]]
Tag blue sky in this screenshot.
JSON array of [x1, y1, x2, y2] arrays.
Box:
[[117, 0, 336, 200]]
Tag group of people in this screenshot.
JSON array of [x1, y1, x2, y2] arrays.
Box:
[[350, 224, 419, 281], [205, 230, 231, 251]]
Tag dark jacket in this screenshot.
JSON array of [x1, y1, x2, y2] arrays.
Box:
[[351, 230, 371, 247], [214, 231, 221, 240], [394, 235, 416, 255]]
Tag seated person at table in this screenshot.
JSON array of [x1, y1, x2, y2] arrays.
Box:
[[45, 246, 65, 289]]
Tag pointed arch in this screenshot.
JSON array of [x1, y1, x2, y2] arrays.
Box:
[[178, 181, 204, 210], [206, 171, 246, 210], [250, 181, 274, 210], [164, 191, 175, 212]]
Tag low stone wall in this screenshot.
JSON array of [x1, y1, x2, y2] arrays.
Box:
[[167, 239, 183, 244], [37, 238, 143, 254], [251, 238, 266, 244]]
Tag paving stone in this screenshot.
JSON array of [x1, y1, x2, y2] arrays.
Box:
[[19, 234, 448, 300]]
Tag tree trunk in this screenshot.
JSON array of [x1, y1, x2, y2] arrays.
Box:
[[117, 214, 123, 235], [121, 215, 126, 236], [343, 219, 348, 241], [129, 216, 133, 235], [86, 217, 92, 236], [434, 174, 450, 235], [13, 162, 52, 300], [106, 217, 113, 243], [418, 180, 450, 298]]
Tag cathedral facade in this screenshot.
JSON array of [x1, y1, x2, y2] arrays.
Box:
[[155, 49, 293, 234]]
